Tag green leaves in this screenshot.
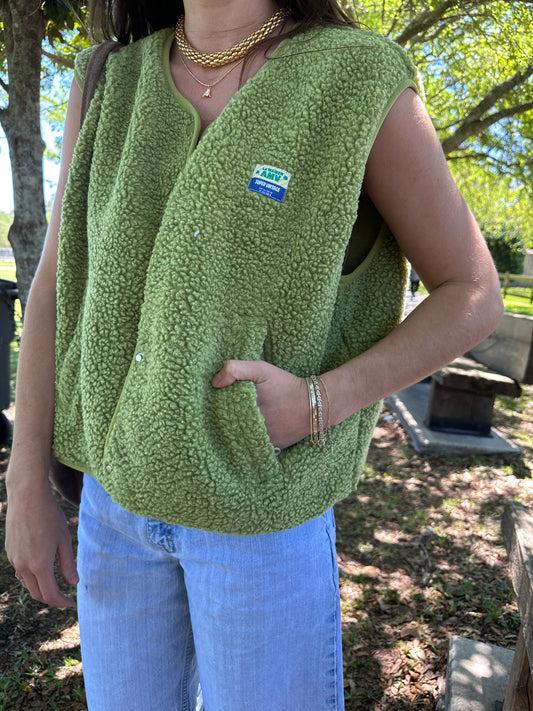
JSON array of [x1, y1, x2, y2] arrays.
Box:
[[355, 0, 533, 175], [352, 0, 533, 244], [42, 0, 87, 41]]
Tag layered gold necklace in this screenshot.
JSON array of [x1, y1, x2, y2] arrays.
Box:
[[178, 52, 245, 98], [174, 8, 288, 68]]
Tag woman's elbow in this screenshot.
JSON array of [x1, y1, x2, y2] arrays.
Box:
[[478, 277, 505, 339]]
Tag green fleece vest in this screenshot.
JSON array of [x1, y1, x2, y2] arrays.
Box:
[[54, 24, 419, 534]]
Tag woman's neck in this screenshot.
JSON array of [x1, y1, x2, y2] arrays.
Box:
[[181, 0, 281, 53]]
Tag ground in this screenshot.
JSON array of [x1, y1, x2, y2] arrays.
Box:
[[1, 388, 533, 710]]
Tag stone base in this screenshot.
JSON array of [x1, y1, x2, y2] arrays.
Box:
[[443, 636, 514, 711], [386, 383, 521, 456]]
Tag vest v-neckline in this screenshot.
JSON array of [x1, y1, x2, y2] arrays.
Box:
[[161, 28, 294, 152]]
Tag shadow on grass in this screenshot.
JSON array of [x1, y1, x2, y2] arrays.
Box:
[[334, 425, 530, 710]]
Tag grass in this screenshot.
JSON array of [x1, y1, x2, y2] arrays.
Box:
[[502, 290, 533, 316], [416, 281, 533, 317], [0, 261, 16, 283], [334, 391, 533, 708], [2, 260, 533, 317], [0, 259, 22, 410], [0, 262, 22, 335], [0, 213, 12, 249]]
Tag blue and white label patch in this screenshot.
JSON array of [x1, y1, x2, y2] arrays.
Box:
[[248, 164, 292, 204]]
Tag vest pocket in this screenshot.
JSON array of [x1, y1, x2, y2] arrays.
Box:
[[208, 378, 281, 483]]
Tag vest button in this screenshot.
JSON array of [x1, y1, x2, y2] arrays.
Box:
[[135, 353, 143, 362], [105, 464, 112, 473]]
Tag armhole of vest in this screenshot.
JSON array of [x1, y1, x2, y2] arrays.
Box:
[[368, 75, 421, 157], [341, 189, 382, 277], [74, 60, 87, 93], [339, 222, 387, 284]]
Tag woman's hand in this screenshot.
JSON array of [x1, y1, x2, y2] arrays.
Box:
[[3, 81, 82, 611], [5, 476, 78, 609], [212, 360, 313, 450]]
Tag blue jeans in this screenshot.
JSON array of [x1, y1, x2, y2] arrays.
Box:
[[77, 474, 344, 711]]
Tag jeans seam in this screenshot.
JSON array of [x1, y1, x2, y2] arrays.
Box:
[[331, 603, 339, 709], [181, 619, 196, 711], [324, 514, 341, 710]]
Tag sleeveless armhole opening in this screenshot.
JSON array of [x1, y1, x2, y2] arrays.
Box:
[[341, 190, 384, 276]]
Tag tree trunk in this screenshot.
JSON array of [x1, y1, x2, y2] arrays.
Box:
[[0, 0, 47, 312]]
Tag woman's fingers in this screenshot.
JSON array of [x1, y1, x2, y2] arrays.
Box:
[[14, 558, 76, 608], [211, 359, 269, 388], [57, 532, 80, 588]]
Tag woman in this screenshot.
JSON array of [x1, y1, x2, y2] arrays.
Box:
[[5, 1, 503, 709]]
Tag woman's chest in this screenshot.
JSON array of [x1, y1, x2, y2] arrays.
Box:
[[167, 48, 269, 136]]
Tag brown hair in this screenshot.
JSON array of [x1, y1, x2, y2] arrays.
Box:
[[88, 0, 358, 45]]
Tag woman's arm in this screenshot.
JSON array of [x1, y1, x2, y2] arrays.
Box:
[[322, 87, 504, 426], [212, 88, 504, 445], [4, 81, 82, 608]]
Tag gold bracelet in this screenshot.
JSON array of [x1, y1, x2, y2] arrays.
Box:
[[306, 376, 317, 443], [316, 375, 330, 431], [311, 375, 327, 446], [307, 375, 327, 446]]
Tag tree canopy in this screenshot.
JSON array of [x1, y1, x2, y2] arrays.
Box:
[[357, 0, 533, 174]]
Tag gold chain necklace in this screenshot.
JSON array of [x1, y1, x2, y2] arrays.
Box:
[[174, 8, 288, 68], [178, 50, 245, 98]]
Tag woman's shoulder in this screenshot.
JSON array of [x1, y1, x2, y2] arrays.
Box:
[[282, 24, 418, 83], [73, 28, 171, 89], [291, 23, 406, 53]]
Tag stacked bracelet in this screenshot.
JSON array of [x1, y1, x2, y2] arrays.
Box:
[[306, 375, 329, 446]]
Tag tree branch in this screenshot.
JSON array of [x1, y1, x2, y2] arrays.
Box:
[[386, 0, 411, 38], [0, 76, 9, 94], [41, 48, 74, 70], [441, 67, 533, 154], [393, 0, 458, 46], [476, 100, 533, 128], [435, 118, 463, 133], [446, 151, 521, 170], [421, 8, 493, 43], [465, 66, 533, 125]]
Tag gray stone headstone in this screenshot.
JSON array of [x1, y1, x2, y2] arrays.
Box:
[[470, 313, 533, 384], [444, 636, 514, 711]]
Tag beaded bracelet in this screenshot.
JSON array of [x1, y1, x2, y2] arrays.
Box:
[[306, 375, 329, 446]]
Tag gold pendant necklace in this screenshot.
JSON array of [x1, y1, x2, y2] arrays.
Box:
[[178, 51, 245, 98], [174, 8, 288, 68]]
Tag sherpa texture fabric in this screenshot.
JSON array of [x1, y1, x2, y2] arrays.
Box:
[[54, 24, 420, 534]]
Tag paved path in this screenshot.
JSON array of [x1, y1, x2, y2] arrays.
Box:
[[402, 289, 426, 319]]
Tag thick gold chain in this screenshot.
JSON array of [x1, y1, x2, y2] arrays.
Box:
[[174, 9, 288, 68]]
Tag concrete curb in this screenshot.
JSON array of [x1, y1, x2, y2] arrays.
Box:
[[386, 383, 520, 457]]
